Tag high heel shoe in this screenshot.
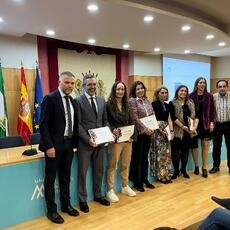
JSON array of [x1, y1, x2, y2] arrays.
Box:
[[180, 169, 190, 179], [202, 168, 208, 178], [194, 166, 199, 175], [171, 170, 179, 179]]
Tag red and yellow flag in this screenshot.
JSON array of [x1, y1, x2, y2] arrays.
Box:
[[17, 66, 33, 145]]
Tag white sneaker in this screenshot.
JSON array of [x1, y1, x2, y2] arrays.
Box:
[[106, 189, 119, 202], [121, 185, 136, 197]]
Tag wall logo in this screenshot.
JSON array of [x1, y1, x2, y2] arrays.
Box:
[[31, 178, 44, 200]]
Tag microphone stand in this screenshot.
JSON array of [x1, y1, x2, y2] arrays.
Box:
[[22, 136, 38, 156]]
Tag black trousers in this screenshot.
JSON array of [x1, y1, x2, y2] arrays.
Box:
[[212, 122, 230, 168], [129, 134, 151, 183], [44, 139, 74, 213], [171, 132, 191, 172]]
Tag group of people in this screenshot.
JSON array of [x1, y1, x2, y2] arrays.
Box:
[[39, 71, 230, 224]]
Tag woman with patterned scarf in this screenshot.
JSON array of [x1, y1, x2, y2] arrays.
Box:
[[169, 85, 199, 179]]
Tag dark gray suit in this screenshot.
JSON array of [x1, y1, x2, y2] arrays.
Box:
[[75, 94, 108, 202]]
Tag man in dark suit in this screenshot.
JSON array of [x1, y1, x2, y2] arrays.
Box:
[[39, 71, 79, 224], [76, 73, 110, 213]]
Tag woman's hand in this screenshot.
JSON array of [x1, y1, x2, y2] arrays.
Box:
[[210, 122, 214, 132]]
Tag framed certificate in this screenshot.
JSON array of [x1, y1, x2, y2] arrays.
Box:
[[139, 115, 159, 130], [117, 125, 134, 143], [88, 126, 114, 145]]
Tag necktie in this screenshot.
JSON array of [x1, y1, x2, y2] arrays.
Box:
[[64, 96, 73, 137], [90, 96, 97, 118]]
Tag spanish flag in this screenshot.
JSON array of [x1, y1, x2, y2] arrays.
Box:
[[17, 65, 33, 145]]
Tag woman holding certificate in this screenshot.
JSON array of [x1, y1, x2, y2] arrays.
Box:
[[150, 86, 174, 184], [189, 77, 214, 178], [106, 81, 137, 203], [169, 85, 198, 179], [129, 81, 155, 192]]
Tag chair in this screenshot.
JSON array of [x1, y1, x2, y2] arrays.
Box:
[[30, 133, 40, 145], [0, 135, 25, 149]]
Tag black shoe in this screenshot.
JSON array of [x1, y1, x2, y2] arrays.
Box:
[[134, 182, 145, 192], [94, 197, 110, 206], [194, 166, 199, 175], [209, 166, 219, 174], [61, 205, 80, 216], [144, 180, 155, 189], [47, 212, 64, 224], [180, 170, 190, 179], [211, 196, 230, 210], [171, 170, 179, 180], [79, 201, 89, 213], [202, 168, 208, 178], [157, 179, 168, 184]]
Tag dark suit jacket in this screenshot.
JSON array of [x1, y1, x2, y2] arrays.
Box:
[[39, 90, 78, 152], [75, 94, 109, 148]]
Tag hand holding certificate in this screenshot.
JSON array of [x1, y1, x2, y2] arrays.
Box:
[[117, 125, 134, 143], [139, 115, 159, 130], [88, 126, 114, 145]]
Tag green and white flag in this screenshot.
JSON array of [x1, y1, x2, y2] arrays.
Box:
[[0, 60, 8, 136]]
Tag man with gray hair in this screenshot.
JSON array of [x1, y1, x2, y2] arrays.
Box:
[[210, 80, 230, 174], [40, 71, 79, 224], [75, 72, 110, 213]]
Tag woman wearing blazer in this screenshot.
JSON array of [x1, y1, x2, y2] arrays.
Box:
[[189, 77, 214, 178], [106, 81, 136, 202], [129, 81, 155, 192]]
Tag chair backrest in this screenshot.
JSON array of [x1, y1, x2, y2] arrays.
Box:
[[0, 135, 25, 149], [30, 133, 40, 145]]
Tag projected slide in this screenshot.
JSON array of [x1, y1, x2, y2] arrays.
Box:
[[163, 57, 210, 100]]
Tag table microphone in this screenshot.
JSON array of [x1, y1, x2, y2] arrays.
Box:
[[22, 136, 38, 156]]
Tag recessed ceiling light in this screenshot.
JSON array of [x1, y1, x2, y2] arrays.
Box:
[[87, 4, 98, 12], [184, 49, 190, 54], [154, 47, 160, 52], [181, 25, 191, 32], [88, 38, 96, 44], [46, 30, 55, 36], [206, 34, 214, 40], [144, 15, 154, 23], [218, 42, 226, 47], [123, 44, 130, 49], [0, 17, 3, 22]]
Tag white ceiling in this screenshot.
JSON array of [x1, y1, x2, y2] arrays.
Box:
[[1, 0, 230, 56]]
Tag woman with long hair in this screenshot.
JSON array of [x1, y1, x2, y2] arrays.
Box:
[[169, 85, 198, 179], [189, 77, 214, 178], [150, 86, 174, 184], [129, 81, 155, 192], [106, 81, 136, 203]]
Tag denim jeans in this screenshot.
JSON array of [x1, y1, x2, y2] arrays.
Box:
[[198, 208, 230, 230]]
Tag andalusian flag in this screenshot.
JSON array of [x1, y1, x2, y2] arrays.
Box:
[[33, 64, 43, 133], [0, 60, 8, 137], [17, 65, 33, 145]]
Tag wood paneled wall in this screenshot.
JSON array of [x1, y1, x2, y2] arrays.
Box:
[[128, 75, 163, 101], [2, 68, 36, 136]]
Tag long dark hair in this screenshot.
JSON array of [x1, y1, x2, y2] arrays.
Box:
[[108, 81, 129, 114], [192, 77, 207, 93], [129, 81, 147, 98], [174, 85, 189, 100]]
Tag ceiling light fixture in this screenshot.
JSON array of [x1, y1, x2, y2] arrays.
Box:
[[144, 15, 154, 23], [87, 4, 98, 12], [206, 34, 214, 40], [218, 42, 226, 47], [46, 30, 55, 36], [0, 17, 3, 22], [181, 25, 191, 32], [88, 38, 96, 44], [154, 47, 160, 52], [123, 44, 130, 49], [184, 49, 190, 54]]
